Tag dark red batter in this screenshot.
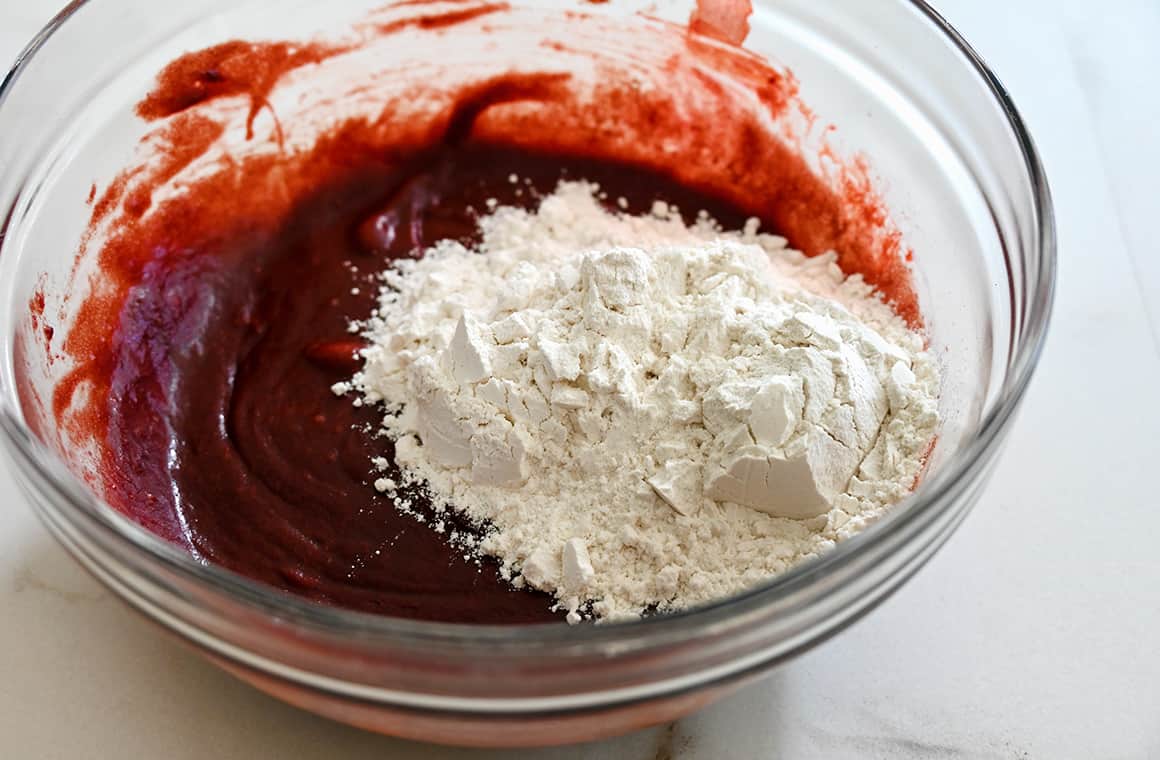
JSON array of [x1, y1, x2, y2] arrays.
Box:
[[111, 145, 762, 622], [28, 2, 922, 624]]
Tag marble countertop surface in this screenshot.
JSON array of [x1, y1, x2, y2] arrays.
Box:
[[2, 1, 1157, 757]]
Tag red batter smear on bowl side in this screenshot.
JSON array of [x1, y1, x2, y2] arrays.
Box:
[[689, 0, 753, 45], [30, 2, 920, 622], [135, 41, 343, 138]]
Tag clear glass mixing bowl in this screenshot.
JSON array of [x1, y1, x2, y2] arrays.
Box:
[[0, 0, 1054, 747]]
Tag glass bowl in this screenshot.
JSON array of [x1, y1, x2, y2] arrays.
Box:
[[0, 0, 1054, 747]]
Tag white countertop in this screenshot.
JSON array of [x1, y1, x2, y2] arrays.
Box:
[[2, 1, 1158, 757]]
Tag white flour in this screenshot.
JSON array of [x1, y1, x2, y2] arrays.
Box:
[[341, 182, 939, 622]]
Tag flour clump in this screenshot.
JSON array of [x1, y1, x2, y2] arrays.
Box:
[[343, 182, 939, 622]]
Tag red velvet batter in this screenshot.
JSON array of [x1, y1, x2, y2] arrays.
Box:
[[104, 145, 763, 622], [32, 4, 922, 623]]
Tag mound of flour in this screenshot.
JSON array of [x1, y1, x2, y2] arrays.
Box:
[[340, 182, 938, 622]]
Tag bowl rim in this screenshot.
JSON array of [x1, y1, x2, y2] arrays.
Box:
[[0, 0, 1056, 656]]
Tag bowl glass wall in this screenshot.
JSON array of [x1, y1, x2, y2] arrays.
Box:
[[0, 0, 1053, 746]]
